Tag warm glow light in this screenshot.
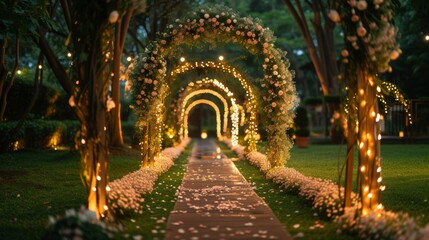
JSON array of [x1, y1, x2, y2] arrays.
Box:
[[380, 185, 386, 191], [67, 52, 72, 58], [201, 131, 208, 139], [377, 177, 382, 183], [376, 167, 381, 173], [91, 187, 96, 192], [126, 56, 132, 62], [38, 65, 43, 69], [377, 204, 383, 210], [364, 186, 369, 192], [425, 34, 429, 41], [378, 134, 382, 140], [180, 89, 230, 134], [81, 139, 86, 144], [106, 186, 111, 191], [359, 142, 364, 148], [183, 99, 222, 139], [171, 61, 258, 151], [399, 131, 404, 138], [96, 175, 101, 181], [177, 78, 241, 146], [218, 55, 224, 61], [180, 57, 185, 62], [367, 149, 371, 156], [17, 70, 22, 75], [360, 166, 366, 172], [368, 193, 373, 198]]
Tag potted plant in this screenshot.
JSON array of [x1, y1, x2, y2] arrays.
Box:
[[294, 106, 310, 148]]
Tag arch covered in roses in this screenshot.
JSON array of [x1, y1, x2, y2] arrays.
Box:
[[129, 4, 298, 167]]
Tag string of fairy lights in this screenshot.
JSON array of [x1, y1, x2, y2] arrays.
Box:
[[179, 89, 230, 136], [184, 99, 222, 139], [171, 61, 258, 151], [177, 77, 241, 146]]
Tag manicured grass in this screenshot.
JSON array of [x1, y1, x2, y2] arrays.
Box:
[[219, 142, 359, 240], [118, 142, 192, 239], [0, 148, 140, 239], [257, 142, 429, 225]]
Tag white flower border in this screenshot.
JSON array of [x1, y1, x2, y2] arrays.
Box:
[[222, 138, 429, 239], [108, 138, 191, 215]]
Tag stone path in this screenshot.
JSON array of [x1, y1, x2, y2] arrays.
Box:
[[164, 139, 290, 240]]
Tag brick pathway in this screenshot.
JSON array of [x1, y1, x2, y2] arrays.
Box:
[[164, 139, 290, 240]]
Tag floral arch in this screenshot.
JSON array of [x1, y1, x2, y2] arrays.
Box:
[[184, 99, 222, 139], [129, 4, 298, 167], [176, 78, 241, 146], [171, 65, 259, 150], [179, 89, 231, 137]]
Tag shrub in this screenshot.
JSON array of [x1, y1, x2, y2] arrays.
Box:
[[294, 106, 310, 137], [43, 207, 118, 239]]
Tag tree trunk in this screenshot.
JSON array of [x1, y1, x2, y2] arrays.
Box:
[[0, 38, 19, 121], [356, 66, 382, 214], [282, 0, 339, 95], [9, 53, 44, 143]]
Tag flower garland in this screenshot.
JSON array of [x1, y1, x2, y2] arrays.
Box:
[[129, 4, 298, 167], [330, 0, 409, 120], [107, 138, 191, 215], [330, 0, 400, 74]]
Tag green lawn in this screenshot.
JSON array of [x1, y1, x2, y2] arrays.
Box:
[[0, 148, 140, 239]]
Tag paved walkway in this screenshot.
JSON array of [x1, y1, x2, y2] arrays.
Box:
[[164, 139, 290, 240]]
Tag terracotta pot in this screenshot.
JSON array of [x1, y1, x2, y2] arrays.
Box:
[[295, 136, 309, 148]]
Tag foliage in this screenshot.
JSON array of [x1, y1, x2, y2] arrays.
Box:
[[390, 0, 429, 98], [0, 120, 79, 152], [294, 106, 310, 137], [5, 77, 74, 121]]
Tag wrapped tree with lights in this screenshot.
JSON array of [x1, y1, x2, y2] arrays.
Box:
[[329, 0, 401, 214]]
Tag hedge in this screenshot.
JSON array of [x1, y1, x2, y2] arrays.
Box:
[[0, 120, 79, 152]]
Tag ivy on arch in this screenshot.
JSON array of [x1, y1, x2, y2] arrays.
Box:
[[129, 5, 298, 167]]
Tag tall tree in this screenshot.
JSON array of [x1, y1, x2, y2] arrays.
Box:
[[109, 1, 146, 148], [37, 0, 145, 218], [0, 0, 51, 121], [282, 0, 340, 95]]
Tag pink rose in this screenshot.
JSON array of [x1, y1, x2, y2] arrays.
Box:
[[357, 26, 367, 37], [357, 0, 368, 11], [328, 10, 341, 23]]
